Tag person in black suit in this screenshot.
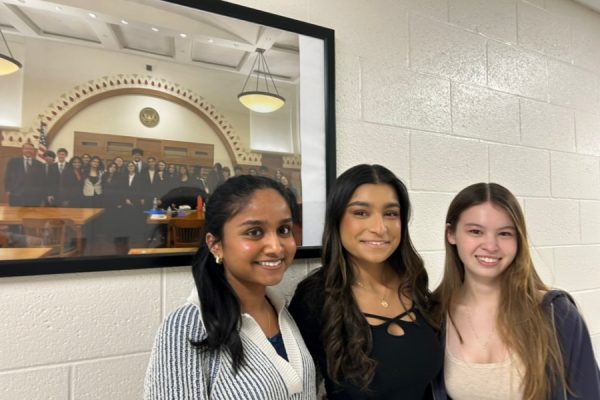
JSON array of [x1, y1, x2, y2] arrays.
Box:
[[54, 148, 75, 207], [131, 148, 146, 174], [63, 156, 85, 207], [4, 142, 44, 207], [41, 150, 60, 206], [155, 160, 170, 199], [119, 161, 145, 247], [140, 156, 161, 209]]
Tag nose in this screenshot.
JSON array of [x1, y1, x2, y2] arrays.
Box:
[[369, 213, 387, 235], [482, 232, 499, 251], [263, 232, 285, 255]]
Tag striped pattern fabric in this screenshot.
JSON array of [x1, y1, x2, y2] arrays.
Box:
[[144, 290, 317, 400]]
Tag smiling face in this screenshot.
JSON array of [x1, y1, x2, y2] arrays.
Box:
[[447, 201, 518, 285], [71, 158, 82, 170], [339, 183, 401, 270], [208, 188, 296, 293], [22, 143, 35, 158], [57, 151, 67, 163]]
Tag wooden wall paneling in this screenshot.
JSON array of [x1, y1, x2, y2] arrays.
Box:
[[72, 132, 215, 169], [0, 146, 23, 204]]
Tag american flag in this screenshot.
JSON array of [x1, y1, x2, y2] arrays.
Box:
[[36, 121, 48, 163]]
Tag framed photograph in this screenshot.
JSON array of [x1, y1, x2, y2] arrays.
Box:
[[0, 0, 335, 277]]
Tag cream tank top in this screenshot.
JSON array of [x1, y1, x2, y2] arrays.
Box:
[[444, 331, 524, 399]]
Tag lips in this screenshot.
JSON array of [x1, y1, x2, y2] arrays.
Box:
[[360, 240, 389, 248], [476, 255, 501, 266], [255, 259, 284, 270]]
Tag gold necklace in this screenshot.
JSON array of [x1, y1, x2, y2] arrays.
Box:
[[355, 280, 391, 308], [465, 306, 495, 350]]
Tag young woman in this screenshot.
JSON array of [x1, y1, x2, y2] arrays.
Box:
[[65, 155, 84, 207], [81, 153, 91, 175], [82, 155, 103, 208], [432, 183, 600, 400], [289, 164, 442, 399], [145, 175, 316, 399], [280, 175, 298, 199], [178, 164, 191, 185], [207, 162, 225, 194], [155, 160, 169, 199], [100, 162, 122, 245], [113, 156, 125, 177]]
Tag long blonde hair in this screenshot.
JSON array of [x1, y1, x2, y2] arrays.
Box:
[[434, 183, 567, 400]]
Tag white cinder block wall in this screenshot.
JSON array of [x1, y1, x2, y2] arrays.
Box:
[[1, 0, 599, 398]]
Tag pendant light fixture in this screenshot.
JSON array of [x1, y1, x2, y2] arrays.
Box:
[[238, 48, 285, 113], [0, 29, 22, 76]]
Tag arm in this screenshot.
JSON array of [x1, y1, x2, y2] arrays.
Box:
[[144, 305, 210, 399], [4, 158, 17, 195], [552, 295, 600, 399]]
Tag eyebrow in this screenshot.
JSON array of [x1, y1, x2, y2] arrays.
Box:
[[238, 217, 293, 227], [347, 201, 400, 208], [463, 223, 516, 230]]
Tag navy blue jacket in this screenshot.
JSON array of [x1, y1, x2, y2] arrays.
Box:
[[431, 290, 600, 399]]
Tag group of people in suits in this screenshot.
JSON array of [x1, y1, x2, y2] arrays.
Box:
[[3, 143, 302, 251], [3, 145, 222, 250]]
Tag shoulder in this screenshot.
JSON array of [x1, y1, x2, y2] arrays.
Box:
[[289, 268, 325, 320], [291, 268, 325, 303], [543, 290, 578, 317], [542, 290, 587, 336], [156, 303, 207, 344]]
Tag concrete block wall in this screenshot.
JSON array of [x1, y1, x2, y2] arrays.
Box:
[[1, 0, 599, 398]]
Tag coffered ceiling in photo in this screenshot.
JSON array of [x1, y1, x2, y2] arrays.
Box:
[[0, 0, 300, 82]]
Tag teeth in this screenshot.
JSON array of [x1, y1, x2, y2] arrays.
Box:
[[258, 260, 281, 267], [477, 256, 498, 263]]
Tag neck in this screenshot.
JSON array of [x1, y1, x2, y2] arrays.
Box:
[[354, 262, 397, 287], [227, 277, 268, 315], [459, 278, 501, 309]]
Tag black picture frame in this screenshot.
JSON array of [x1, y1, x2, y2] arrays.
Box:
[[0, 0, 335, 277]]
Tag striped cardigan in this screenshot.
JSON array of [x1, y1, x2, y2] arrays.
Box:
[[144, 288, 317, 399]]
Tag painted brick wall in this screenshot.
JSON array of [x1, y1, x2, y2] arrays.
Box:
[[1, 0, 598, 398]]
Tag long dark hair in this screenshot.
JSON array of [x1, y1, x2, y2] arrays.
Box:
[[317, 164, 430, 388], [190, 175, 296, 371]]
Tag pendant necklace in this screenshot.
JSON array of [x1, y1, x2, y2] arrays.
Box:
[[465, 306, 495, 350], [356, 280, 391, 308]]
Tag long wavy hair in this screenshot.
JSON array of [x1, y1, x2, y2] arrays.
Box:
[[319, 164, 431, 389], [190, 175, 296, 371], [433, 183, 567, 400]]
